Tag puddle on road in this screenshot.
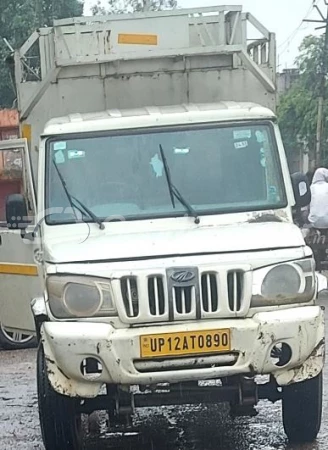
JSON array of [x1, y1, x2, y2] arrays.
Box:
[[1, 349, 328, 450], [83, 402, 310, 450]]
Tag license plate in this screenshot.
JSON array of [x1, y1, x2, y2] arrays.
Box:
[[140, 329, 231, 358]]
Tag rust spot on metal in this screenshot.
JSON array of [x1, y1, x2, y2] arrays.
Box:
[[248, 213, 283, 223], [57, 366, 70, 380], [45, 356, 56, 365]]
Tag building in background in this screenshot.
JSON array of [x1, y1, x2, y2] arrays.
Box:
[[0, 109, 19, 140], [0, 109, 23, 222], [277, 68, 300, 97]]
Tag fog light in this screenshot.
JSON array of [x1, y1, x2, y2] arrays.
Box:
[[270, 343, 292, 367], [80, 358, 103, 381]]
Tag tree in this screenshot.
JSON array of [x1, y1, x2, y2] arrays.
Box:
[[278, 35, 328, 168], [0, 0, 84, 108], [91, 0, 177, 15]]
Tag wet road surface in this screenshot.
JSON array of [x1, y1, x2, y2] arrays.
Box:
[[1, 300, 327, 450]]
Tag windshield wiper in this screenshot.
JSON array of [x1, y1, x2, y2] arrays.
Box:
[[52, 159, 105, 230], [159, 144, 200, 225]]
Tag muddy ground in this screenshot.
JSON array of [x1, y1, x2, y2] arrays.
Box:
[[1, 300, 327, 450]]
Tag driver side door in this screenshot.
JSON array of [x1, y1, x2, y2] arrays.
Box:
[[0, 138, 41, 334]]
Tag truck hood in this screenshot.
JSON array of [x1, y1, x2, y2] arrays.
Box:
[[44, 221, 305, 264]]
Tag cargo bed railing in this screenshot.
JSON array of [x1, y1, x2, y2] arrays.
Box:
[[14, 5, 276, 120]]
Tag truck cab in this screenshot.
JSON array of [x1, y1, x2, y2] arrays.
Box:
[[0, 6, 324, 450]]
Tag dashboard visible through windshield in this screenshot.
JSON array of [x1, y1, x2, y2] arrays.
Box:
[[45, 122, 286, 225]]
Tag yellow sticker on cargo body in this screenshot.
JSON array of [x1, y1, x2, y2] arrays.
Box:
[[0, 263, 38, 276], [140, 329, 231, 359], [118, 33, 158, 45]]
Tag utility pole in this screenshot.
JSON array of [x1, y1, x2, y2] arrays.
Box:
[[304, 1, 328, 167]]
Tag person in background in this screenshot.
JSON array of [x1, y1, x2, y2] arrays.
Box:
[[308, 168, 328, 229], [306, 169, 315, 186], [305, 168, 328, 270], [298, 169, 315, 226]]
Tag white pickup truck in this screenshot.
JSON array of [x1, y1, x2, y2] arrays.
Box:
[[0, 6, 324, 449]]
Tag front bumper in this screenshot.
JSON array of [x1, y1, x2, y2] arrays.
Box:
[[41, 306, 325, 398]]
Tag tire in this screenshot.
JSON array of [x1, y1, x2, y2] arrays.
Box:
[[37, 345, 82, 450], [0, 322, 37, 350], [282, 372, 323, 443]]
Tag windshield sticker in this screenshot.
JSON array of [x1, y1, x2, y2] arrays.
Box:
[[269, 185, 278, 202], [68, 150, 85, 160], [150, 153, 164, 178], [234, 141, 248, 150], [54, 150, 65, 164], [54, 141, 67, 151], [260, 148, 266, 167], [256, 130, 265, 143], [233, 130, 251, 140], [174, 147, 190, 154]]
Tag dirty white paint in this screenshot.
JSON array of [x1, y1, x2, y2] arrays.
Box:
[[0, 5, 324, 410], [41, 306, 324, 397]]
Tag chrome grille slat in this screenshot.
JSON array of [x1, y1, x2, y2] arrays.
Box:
[[154, 277, 160, 316], [148, 276, 166, 316], [121, 277, 139, 318], [127, 278, 134, 317], [201, 273, 218, 313], [206, 275, 212, 313], [227, 271, 243, 313], [174, 286, 194, 315], [233, 272, 238, 312], [181, 288, 186, 314]]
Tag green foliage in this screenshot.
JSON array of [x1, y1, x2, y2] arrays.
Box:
[[0, 0, 84, 108], [278, 34, 328, 167], [91, 0, 177, 15]]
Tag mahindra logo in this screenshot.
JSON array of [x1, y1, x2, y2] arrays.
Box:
[[171, 270, 195, 283]]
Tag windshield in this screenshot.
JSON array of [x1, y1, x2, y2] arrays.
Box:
[[45, 123, 286, 225]]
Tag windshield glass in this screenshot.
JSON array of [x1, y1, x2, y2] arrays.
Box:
[[45, 123, 286, 225]]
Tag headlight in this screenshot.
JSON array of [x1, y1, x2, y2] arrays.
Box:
[[47, 276, 117, 318], [252, 259, 315, 307]]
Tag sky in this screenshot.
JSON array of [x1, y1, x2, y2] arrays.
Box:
[[83, 0, 324, 70]]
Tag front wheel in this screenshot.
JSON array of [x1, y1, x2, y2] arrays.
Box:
[[282, 373, 323, 443], [37, 345, 82, 450]]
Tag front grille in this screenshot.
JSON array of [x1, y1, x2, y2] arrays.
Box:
[[201, 273, 218, 313], [121, 277, 139, 318], [116, 266, 249, 323], [227, 271, 244, 312]]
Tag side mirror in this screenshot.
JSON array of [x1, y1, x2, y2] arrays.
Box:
[[291, 172, 311, 208], [6, 194, 29, 231]]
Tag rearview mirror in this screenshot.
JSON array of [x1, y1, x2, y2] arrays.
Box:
[[6, 194, 29, 231], [291, 172, 311, 208]]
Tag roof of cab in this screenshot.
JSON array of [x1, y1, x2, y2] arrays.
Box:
[[43, 102, 276, 136]]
